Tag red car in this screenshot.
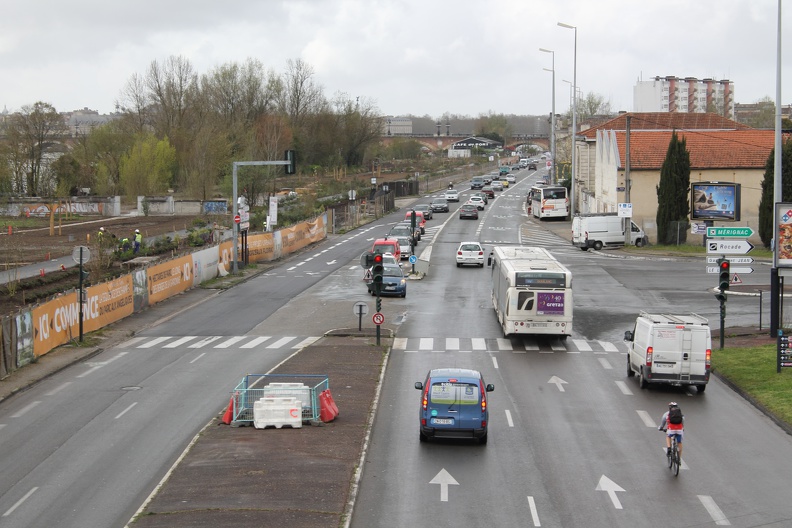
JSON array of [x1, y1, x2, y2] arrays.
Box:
[[481, 186, 495, 199]]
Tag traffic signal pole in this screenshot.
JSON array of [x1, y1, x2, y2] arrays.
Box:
[[716, 257, 730, 350]]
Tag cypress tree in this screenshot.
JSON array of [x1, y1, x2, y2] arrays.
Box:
[[656, 131, 691, 244]]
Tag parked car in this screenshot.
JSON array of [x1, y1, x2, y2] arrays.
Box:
[[480, 186, 495, 199], [412, 203, 433, 220], [405, 210, 426, 234], [368, 264, 407, 297], [444, 189, 460, 202], [458, 204, 479, 219], [456, 241, 485, 267], [491, 181, 504, 191], [466, 196, 486, 210], [430, 198, 450, 212], [415, 368, 494, 444]]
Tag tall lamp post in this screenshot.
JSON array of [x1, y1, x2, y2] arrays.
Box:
[[539, 48, 556, 184], [558, 21, 577, 214]]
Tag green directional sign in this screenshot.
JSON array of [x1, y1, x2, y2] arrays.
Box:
[[707, 226, 754, 238]]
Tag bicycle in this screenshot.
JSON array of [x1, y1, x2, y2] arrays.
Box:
[[663, 430, 681, 476]]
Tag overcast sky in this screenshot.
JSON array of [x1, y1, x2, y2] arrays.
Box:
[[1, 0, 789, 118]]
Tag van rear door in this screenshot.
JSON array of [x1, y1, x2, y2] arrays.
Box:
[[428, 380, 481, 431]]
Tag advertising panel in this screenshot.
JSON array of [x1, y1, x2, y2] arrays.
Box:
[[146, 255, 194, 305], [191, 246, 220, 286], [536, 292, 565, 316], [280, 214, 328, 255], [32, 291, 79, 357], [776, 203, 792, 268], [690, 182, 741, 221], [15, 311, 34, 366], [83, 275, 134, 333], [246, 232, 275, 264], [219, 240, 234, 273]]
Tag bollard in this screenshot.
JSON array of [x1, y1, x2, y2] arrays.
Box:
[[7, 225, 11, 235], [39, 268, 45, 277]]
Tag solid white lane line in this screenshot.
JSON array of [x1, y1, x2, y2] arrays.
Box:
[[188, 336, 222, 348], [190, 352, 206, 364], [11, 401, 41, 418], [214, 336, 247, 348], [636, 410, 656, 428], [599, 340, 619, 352], [115, 402, 138, 420], [526, 496, 541, 527], [45, 382, 72, 396], [3, 487, 38, 517], [137, 336, 172, 348], [614, 380, 633, 396], [163, 336, 199, 348], [572, 339, 592, 352], [267, 337, 295, 348], [240, 336, 271, 349]]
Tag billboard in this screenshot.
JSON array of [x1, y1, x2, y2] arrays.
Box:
[[690, 182, 741, 221]]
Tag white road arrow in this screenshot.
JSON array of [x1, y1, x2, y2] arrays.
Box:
[[547, 376, 568, 392], [430, 468, 459, 502], [326, 260, 337, 265], [595, 475, 625, 509]]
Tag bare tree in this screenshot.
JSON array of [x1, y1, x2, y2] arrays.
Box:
[[331, 93, 383, 167], [145, 55, 198, 139], [277, 59, 326, 129], [5, 102, 68, 196]]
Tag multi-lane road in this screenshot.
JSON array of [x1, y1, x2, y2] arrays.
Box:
[[0, 166, 783, 527]]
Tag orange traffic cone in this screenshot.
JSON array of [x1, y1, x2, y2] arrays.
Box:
[[220, 397, 234, 425]]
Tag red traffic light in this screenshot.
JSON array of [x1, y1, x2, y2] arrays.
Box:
[[373, 254, 383, 264], [719, 261, 729, 271]]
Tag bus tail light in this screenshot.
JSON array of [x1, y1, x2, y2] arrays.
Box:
[[646, 346, 653, 367]]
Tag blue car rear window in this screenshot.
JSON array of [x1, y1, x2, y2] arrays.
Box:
[[429, 382, 479, 405]]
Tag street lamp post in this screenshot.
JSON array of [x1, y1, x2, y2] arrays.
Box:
[[558, 21, 577, 215], [539, 48, 556, 184]]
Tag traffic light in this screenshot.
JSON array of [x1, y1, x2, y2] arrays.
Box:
[[718, 258, 730, 292], [284, 149, 296, 175], [372, 253, 384, 285]]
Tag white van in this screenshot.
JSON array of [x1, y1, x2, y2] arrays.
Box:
[[572, 213, 647, 250], [624, 312, 712, 392]]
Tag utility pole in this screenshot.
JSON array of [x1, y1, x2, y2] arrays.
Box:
[[624, 115, 632, 247]]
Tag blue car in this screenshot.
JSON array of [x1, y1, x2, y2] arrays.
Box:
[[415, 368, 494, 445], [367, 264, 407, 297]]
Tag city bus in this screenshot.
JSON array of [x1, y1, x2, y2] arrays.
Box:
[[529, 185, 569, 219], [488, 245, 573, 338]]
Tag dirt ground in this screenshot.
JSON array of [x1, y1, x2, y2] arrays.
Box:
[[0, 214, 215, 316]]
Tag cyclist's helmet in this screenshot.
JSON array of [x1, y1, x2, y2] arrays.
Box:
[[668, 401, 678, 407]]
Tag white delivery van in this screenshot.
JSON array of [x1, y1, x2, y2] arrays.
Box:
[[624, 312, 712, 392], [571, 213, 647, 250]]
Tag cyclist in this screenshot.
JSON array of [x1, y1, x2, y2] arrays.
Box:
[[658, 402, 684, 460]]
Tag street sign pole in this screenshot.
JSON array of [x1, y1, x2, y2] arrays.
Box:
[[79, 246, 84, 342]]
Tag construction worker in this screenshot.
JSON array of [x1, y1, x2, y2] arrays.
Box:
[[133, 229, 142, 253], [119, 236, 131, 252]]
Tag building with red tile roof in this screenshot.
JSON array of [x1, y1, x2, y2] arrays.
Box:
[[575, 112, 779, 245]]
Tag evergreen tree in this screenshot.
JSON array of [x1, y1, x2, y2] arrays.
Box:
[[656, 131, 691, 244], [758, 139, 792, 247]]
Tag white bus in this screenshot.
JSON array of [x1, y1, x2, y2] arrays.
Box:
[[489, 246, 573, 338], [529, 185, 569, 219]]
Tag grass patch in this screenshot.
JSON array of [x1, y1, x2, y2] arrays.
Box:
[[713, 344, 792, 425]]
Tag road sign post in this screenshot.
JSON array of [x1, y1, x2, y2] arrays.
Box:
[[354, 301, 368, 331]]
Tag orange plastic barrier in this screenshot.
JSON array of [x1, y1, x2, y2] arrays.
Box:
[[319, 389, 339, 422]]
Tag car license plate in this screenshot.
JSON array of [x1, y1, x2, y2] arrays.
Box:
[[432, 418, 453, 425], [385, 285, 395, 290]]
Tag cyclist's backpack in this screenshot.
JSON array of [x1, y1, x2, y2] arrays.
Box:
[[668, 406, 683, 425]]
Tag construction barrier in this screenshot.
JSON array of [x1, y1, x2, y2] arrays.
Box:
[[253, 397, 303, 429], [227, 374, 329, 427], [319, 389, 339, 423]]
